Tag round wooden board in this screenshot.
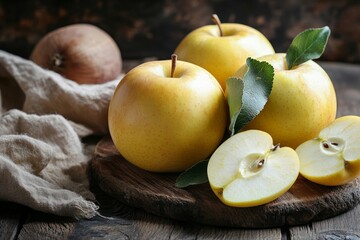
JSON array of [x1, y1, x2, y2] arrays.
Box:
[[89, 136, 360, 228]]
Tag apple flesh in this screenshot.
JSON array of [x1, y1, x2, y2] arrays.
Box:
[[108, 59, 228, 172], [296, 116, 360, 186], [174, 23, 274, 90], [207, 130, 299, 207], [234, 53, 337, 148]]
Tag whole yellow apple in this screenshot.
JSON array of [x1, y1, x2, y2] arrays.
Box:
[[234, 53, 337, 148], [174, 15, 275, 90], [108, 56, 228, 172]]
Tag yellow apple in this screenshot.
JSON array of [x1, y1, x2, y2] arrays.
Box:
[[174, 15, 274, 90], [296, 115, 360, 186], [234, 53, 337, 148], [207, 130, 299, 207], [108, 56, 228, 172]]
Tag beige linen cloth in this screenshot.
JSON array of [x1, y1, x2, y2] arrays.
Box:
[[0, 50, 121, 219]]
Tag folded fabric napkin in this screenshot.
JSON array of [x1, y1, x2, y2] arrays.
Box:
[[0, 50, 122, 219]]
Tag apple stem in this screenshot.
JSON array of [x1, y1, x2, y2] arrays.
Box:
[[211, 14, 223, 37], [272, 143, 280, 151], [171, 54, 177, 78]]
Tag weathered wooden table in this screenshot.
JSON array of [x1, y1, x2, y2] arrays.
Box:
[[1, 61, 360, 240]]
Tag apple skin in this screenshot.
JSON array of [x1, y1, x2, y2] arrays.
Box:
[[108, 60, 228, 172], [234, 53, 337, 148], [30, 24, 122, 84], [174, 23, 275, 90]]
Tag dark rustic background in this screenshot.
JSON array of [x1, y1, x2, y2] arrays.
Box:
[[0, 0, 359, 63]]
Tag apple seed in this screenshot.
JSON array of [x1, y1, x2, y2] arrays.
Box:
[[320, 138, 344, 155], [257, 159, 265, 168], [239, 153, 267, 178]]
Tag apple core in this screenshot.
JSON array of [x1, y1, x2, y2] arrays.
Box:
[[239, 153, 266, 178], [320, 138, 345, 155]]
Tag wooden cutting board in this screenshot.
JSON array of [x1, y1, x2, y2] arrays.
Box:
[[89, 136, 360, 228]]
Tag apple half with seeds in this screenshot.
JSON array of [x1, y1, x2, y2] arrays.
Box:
[[296, 115, 360, 186], [207, 130, 300, 207]]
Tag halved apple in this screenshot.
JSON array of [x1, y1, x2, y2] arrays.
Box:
[[207, 130, 299, 207], [296, 115, 360, 186]]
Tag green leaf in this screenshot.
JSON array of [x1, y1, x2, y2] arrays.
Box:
[[286, 26, 331, 69], [175, 159, 209, 188], [227, 58, 274, 136], [226, 76, 244, 119]]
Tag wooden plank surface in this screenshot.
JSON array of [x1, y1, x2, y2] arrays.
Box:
[[0, 202, 27, 240], [4, 197, 282, 240], [90, 188, 282, 240], [289, 203, 360, 239]]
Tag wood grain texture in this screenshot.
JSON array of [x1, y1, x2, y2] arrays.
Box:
[[0, 202, 27, 240], [90, 137, 360, 228], [12, 190, 282, 240], [16, 212, 75, 240], [289, 204, 360, 239], [89, 186, 282, 240]]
